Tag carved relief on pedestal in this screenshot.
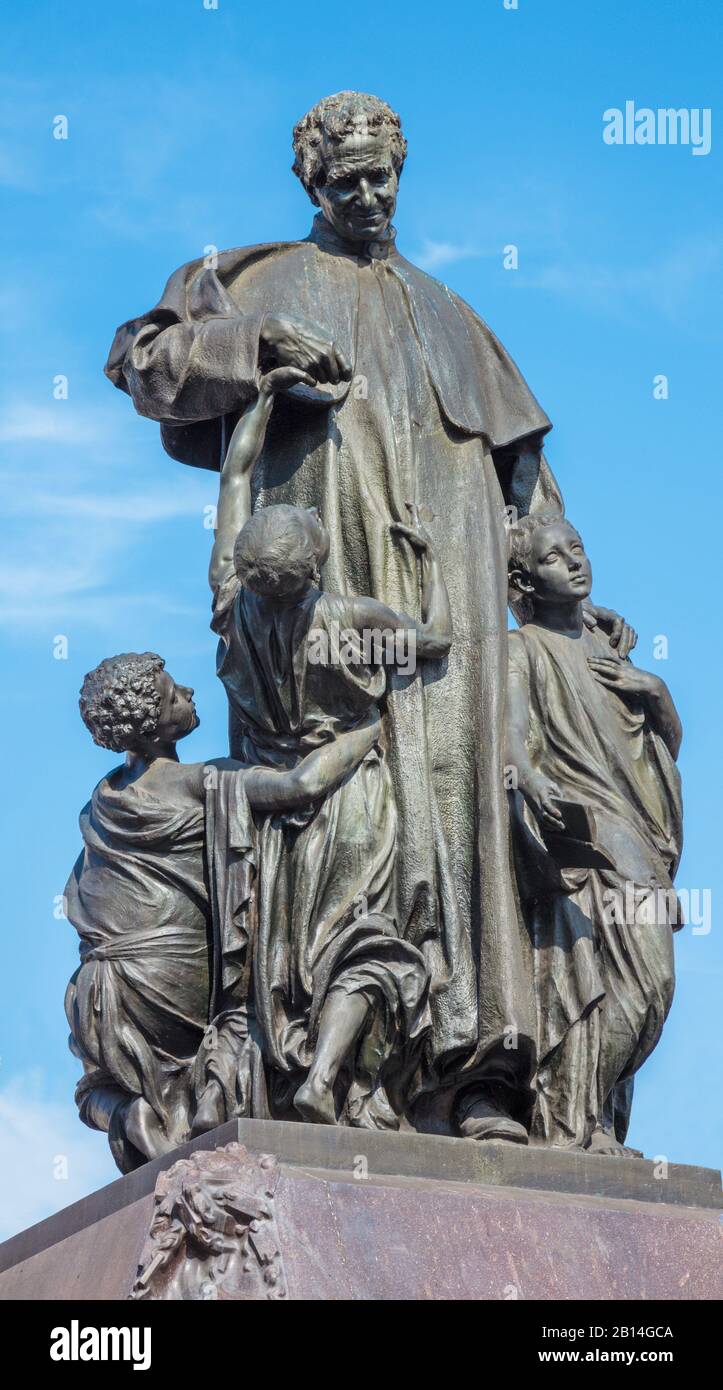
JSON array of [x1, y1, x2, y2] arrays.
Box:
[[129, 1143, 287, 1301]]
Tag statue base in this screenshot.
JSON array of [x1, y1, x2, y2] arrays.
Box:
[[1, 1120, 720, 1301]]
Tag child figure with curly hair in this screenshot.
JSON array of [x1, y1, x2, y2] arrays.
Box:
[[65, 650, 378, 1170]]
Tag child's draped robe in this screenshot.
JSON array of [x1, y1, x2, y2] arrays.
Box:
[[509, 622, 683, 1144]]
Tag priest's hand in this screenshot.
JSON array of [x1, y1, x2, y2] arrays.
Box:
[[260, 314, 352, 385]]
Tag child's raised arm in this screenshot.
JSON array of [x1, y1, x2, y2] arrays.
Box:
[[209, 366, 314, 594], [348, 503, 453, 662]]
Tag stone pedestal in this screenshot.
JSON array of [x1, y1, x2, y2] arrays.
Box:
[[0, 1121, 720, 1300]]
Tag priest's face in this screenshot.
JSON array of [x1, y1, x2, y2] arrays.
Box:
[[526, 521, 593, 606], [315, 131, 398, 243]]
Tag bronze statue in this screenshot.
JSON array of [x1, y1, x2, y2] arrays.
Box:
[[506, 515, 683, 1154], [70, 90, 675, 1162], [208, 366, 443, 1128], [65, 652, 380, 1168]]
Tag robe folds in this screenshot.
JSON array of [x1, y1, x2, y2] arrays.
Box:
[[508, 623, 683, 1146], [212, 578, 431, 1127], [65, 768, 263, 1171], [106, 214, 557, 1120]]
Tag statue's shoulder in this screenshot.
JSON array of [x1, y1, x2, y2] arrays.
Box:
[[508, 625, 540, 677], [393, 251, 454, 296], [507, 626, 529, 660], [393, 252, 494, 331], [165, 239, 308, 295]]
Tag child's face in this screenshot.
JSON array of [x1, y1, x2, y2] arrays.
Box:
[[527, 521, 592, 606], [154, 671, 199, 744]]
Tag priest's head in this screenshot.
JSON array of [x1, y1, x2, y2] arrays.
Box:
[[293, 91, 406, 244]]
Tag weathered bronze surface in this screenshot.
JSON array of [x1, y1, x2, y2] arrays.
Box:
[[61, 92, 682, 1176]]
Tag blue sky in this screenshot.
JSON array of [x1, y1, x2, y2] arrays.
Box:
[[0, 0, 720, 1238]]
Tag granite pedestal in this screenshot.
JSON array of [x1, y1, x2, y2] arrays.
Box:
[[0, 1121, 720, 1301]]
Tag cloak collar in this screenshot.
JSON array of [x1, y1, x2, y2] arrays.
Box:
[[307, 212, 397, 263]]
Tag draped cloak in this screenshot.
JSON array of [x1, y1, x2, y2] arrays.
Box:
[[508, 623, 683, 1144], [211, 577, 431, 1125], [65, 767, 261, 1171], [105, 214, 556, 1117]]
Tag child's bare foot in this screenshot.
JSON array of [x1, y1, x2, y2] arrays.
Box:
[[586, 1127, 643, 1159], [125, 1097, 168, 1160], [294, 1075, 337, 1125], [190, 1080, 225, 1138]]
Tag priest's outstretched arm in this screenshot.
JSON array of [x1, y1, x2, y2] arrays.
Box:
[[106, 259, 350, 426]]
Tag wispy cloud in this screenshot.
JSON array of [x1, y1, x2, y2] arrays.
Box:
[[0, 393, 214, 630], [413, 239, 481, 272], [0, 503, 208, 630], [0, 403, 110, 447], [0, 1071, 117, 1242], [516, 235, 722, 326], [18, 491, 210, 523], [0, 69, 273, 242]]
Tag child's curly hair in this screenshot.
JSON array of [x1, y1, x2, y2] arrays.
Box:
[[79, 652, 165, 753]]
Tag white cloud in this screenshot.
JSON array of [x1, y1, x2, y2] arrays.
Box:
[[0, 1071, 118, 1242], [0, 407, 214, 629], [516, 235, 722, 324], [414, 239, 481, 272], [3, 486, 211, 525], [0, 404, 109, 447]]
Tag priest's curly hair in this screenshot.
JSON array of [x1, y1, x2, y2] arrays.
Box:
[[292, 91, 407, 203], [79, 652, 165, 753], [233, 504, 329, 598]]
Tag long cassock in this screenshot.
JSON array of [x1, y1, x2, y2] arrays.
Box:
[[106, 214, 558, 1126]]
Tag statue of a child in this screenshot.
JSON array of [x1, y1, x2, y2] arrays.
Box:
[[506, 513, 683, 1155], [208, 367, 452, 1127], [65, 651, 378, 1169]]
